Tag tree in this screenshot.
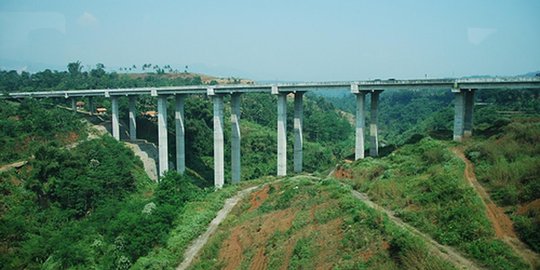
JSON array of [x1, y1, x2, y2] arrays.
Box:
[[67, 61, 83, 76]]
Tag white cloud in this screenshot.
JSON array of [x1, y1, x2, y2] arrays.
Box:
[[78, 12, 98, 27], [468, 27, 497, 45]]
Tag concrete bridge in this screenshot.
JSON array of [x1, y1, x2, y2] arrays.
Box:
[[8, 77, 540, 188]]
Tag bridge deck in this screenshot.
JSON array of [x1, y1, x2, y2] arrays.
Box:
[[6, 77, 540, 98]]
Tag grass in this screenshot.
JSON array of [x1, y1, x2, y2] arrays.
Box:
[[339, 137, 529, 270], [188, 177, 456, 270], [131, 184, 240, 269], [465, 119, 540, 252]]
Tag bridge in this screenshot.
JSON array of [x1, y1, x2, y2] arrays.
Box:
[[7, 77, 540, 188]]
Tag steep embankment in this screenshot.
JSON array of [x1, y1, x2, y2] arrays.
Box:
[[452, 147, 539, 269], [334, 137, 530, 270], [186, 177, 461, 270]]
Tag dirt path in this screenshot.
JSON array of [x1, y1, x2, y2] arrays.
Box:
[[350, 189, 484, 270], [176, 185, 260, 270], [451, 147, 540, 269]]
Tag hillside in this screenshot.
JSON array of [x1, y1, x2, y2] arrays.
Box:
[[182, 118, 539, 269], [0, 64, 353, 269], [1, 64, 539, 269], [123, 72, 254, 85], [188, 177, 460, 269]]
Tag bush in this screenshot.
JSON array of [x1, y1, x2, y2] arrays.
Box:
[[155, 171, 202, 206], [513, 214, 540, 252]]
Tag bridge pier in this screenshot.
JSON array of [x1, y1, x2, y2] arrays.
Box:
[[294, 92, 304, 173], [175, 95, 186, 174], [157, 95, 169, 177], [111, 96, 120, 140], [231, 93, 241, 183], [370, 91, 382, 157], [213, 94, 225, 188], [276, 92, 287, 176], [354, 92, 366, 160], [129, 96, 137, 141], [452, 89, 465, 141], [88, 97, 94, 115], [464, 90, 475, 137], [71, 98, 76, 112], [453, 89, 475, 141]]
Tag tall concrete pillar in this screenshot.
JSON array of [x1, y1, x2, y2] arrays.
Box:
[[463, 90, 475, 137], [369, 91, 381, 157], [175, 95, 186, 174], [355, 92, 366, 160], [277, 93, 287, 176], [213, 95, 225, 188], [453, 90, 465, 142], [71, 98, 77, 112], [111, 96, 120, 140], [231, 93, 241, 183], [157, 95, 169, 176], [88, 97, 94, 116], [128, 96, 137, 141], [293, 92, 304, 173]]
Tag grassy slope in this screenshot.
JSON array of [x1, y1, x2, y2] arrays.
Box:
[[337, 137, 529, 270], [189, 177, 456, 270], [132, 177, 274, 269], [464, 119, 540, 253]]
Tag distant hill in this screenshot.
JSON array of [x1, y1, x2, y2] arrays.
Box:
[[122, 72, 254, 85], [520, 71, 540, 77]]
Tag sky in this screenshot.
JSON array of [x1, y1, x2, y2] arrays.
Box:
[[0, 0, 539, 81]]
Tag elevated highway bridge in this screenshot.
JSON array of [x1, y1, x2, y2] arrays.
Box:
[[7, 77, 540, 187]]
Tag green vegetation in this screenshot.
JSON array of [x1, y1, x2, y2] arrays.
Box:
[[0, 63, 354, 269], [0, 135, 237, 269], [338, 137, 529, 269], [2, 63, 353, 184], [326, 89, 540, 146], [0, 99, 87, 165], [189, 177, 456, 270], [465, 119, 540, 252], [2, 64, 538, 269]]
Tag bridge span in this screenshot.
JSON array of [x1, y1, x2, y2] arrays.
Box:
[[7, 77, 540, 187]]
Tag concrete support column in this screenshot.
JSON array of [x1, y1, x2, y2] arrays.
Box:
[[88, 97, 94, 116], [277, 93, 287, 176], [71, 98, 77, 112], [231, 93, 241, 183], [453, 90, 465, 142], [463, 90, 475, 137], [111, 96, 120, 140], [157, 95, 169, 177], [213, 95, 225, 188], [355, 92, 366, 160], [293, 92, 304, 173], [175, 95, 186, 174], [369, 91, 381, 157], [128, 96, 137, 141]]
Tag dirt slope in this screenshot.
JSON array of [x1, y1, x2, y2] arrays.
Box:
[[176, 185, 260, 270]]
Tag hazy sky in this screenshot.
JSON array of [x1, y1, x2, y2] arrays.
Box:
[[1, 0, 539, 81]]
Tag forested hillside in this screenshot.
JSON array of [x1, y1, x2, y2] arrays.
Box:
[[1, 63, 353, 183], [1, 64, 539, 269], [325, 88, 540, 146], [0, 63, 352, 269]]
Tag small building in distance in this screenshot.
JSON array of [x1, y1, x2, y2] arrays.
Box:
[[142, 111, 158, 118], [76, 101, 85, 109], [96, 108, 107, 115]]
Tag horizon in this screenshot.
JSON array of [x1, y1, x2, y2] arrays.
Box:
[[1, 0, 539, 81]]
